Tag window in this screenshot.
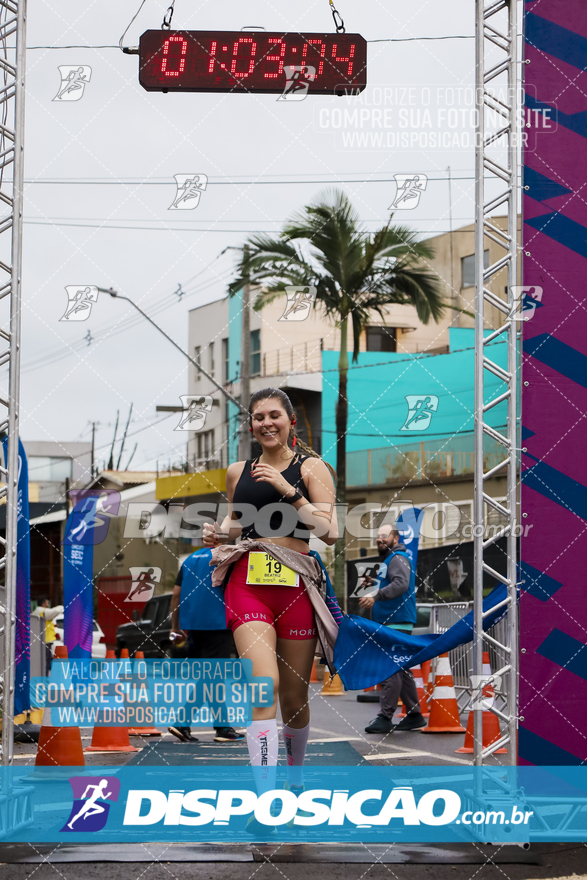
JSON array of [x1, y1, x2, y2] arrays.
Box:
[[197, 429, 215, 461], [461, 250, 489, 288], [194, 346, 201, 382], [209, 342, 215, 378], [222, 338, 229, 383], [366, 326, 397, 352], [28, 456, 73, 482], [250, 329, 261, 376]]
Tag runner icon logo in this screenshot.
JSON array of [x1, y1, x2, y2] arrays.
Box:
[[126, 567, 161, 602], [62, 776, 120, 832], [60, 286, 98, 322], [510, 285, 543, 322], [278, 286, 318, 322], [400, 395, 439, 432], [389, 174, 428, 210], [174, 395, 214, 431], [278, 66, 316, 101], [169, 174, 208, 210], [53, 66, 92, 102]]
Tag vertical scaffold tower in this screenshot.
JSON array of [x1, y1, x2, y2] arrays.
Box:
[[474, 0, 519, 765], [0, 0, 27, 766]]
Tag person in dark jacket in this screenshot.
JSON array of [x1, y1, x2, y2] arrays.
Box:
[[359, 524, 425, 734]]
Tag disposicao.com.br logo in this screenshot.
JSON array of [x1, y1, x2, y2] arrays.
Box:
[[122, 786, 532, 829]]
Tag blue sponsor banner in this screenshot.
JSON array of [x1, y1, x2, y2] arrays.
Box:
[[30, 658, 272, 727], [61, 490, 119, 659], [3, 766, 587, 843], [2, 438, 31, 714]]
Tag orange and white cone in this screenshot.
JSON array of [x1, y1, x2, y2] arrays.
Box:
[[420, 653, 465, 733], [456, 652, 507, 754], [35, 646, 85, 767], [399, 666, 429, 719], [128, 651, 162, 736], [320, 672, 344, 696], [85, 650, 138, 752], [421, 660, 431, 686]]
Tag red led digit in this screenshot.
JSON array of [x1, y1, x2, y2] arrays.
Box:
[[264, 38, 286, 78], [302, 40, 325, 75], [208, 40, 218, 74], [331, 42, 355, 77], [230, 37, 257, 78], [161, 35, 188, 77]]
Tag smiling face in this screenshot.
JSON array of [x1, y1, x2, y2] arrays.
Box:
[[250, 396, 292, 453]]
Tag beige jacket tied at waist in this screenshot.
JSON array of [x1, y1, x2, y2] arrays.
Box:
[[210, 539, 339, 673]]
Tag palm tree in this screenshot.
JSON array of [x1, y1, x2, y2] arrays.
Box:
[[229, 189, 445, 598]]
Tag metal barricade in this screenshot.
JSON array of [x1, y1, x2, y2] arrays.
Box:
[[430, 602, 509, 713]]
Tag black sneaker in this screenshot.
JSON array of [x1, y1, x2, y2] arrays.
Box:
[[168, 726, 199, 743], [365, 713, 394, 734], [393, 713, 427, 731], [214, 727, 245, 742]]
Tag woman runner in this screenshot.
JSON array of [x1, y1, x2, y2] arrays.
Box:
[[202, 388, 340, 813]]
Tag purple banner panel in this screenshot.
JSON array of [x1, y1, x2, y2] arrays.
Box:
[[520, 1, 587, 765]]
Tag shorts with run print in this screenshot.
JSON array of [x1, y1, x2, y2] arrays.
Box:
[[224, 554, 317, 640]]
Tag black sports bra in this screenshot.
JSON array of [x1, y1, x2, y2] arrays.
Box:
[[232, 455, 312, 542]]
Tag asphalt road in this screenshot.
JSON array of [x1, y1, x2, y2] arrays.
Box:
[[7, 685, 581, 876]]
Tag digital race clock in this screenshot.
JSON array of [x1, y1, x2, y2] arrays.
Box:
[[138, 30, 367, 95]]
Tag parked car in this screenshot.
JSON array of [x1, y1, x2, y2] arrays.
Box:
[[53, 617, 107, 659], [115, 593, 176, 658]]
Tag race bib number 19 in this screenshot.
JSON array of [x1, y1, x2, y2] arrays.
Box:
[[246, 552, 299, 587]]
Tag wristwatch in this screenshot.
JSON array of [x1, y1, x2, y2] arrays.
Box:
[[284, 488, 303, 504]]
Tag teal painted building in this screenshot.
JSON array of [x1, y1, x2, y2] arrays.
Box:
[[321, 329, 509, 487]]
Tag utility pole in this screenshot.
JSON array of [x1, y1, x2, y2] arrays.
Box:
[[90, 422, 96, 477], [237, 245, 252, 462]]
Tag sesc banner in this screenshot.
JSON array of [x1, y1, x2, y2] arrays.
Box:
[[2, 437, 31, 715], [61, 489, 120, 659]]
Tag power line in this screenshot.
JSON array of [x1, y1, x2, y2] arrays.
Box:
[[24, 220, 474, 234], [24, 36, 475, 49], [24, 175, 480, 185]]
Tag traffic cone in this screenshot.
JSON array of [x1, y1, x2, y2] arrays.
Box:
[[456, 652, 507, 754], [128, 651, 162, 736], [420, 653, 465, 733], [310, 660, 319, 683], [399, 666, 429, 718], [120, 648, 130, 658], [421, 660, 431, 686], [35, 646, 85, 767], [357, 684, 381, 703], [85, 649, 138, 752], [424, 657, 436, 705], [320, 673, 344, 696]]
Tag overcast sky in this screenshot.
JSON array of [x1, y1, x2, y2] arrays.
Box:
[[20, 0, 482, 472]]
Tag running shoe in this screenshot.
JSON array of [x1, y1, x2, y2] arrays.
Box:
[[364, 713, 394, 734], [245, 814, 277, 839], [285, 781, 313, 827], [393, 713, 426, 731], [168, 726, 199, 743], [214, 726, 245, 742]]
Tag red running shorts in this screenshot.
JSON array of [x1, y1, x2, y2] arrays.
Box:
[[224, 554, 317, 640]]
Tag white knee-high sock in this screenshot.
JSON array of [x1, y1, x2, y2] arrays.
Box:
[[246, 719, 279, 795], [282, 721, 310, 787]]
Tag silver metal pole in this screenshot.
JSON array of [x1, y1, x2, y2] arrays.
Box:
[[2, 0, 27, 767], [238, 245, 251, 462], [474, 0, 519, 769], [505, 0, 519, 765], [473, 0, 485, 769]]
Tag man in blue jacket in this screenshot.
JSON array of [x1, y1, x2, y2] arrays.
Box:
[[359, 524, 425, 734], [169, 546, 245, 744]]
